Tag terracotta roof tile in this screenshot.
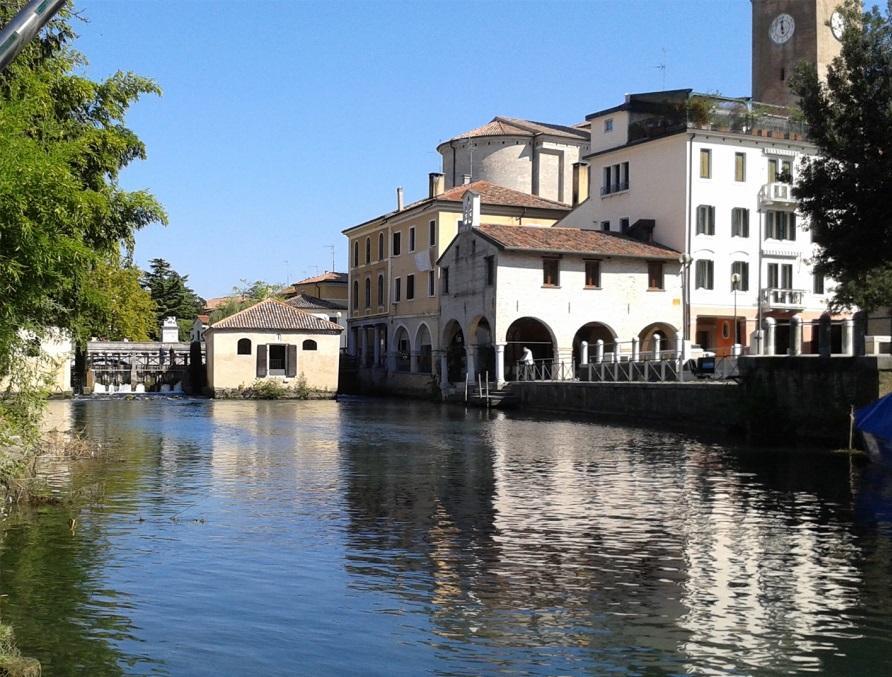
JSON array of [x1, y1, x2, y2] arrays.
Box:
[[400, 180, 570, 212], [444, 116, 589, 143], [285, 293, 347, 311], [209, 299, 343, 332], [293, 271, 347, 285], [475, 224, 680, 260]]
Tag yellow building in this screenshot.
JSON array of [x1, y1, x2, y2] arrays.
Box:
[[206, 299, 343, 397], [343, 175, 569, 393], [286, 271, 348, 303]]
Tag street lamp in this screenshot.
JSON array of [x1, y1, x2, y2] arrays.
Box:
[[731, 272, 741, 354], [678, 253, 693, 358]]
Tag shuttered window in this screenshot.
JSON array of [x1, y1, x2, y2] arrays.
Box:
[[731, 208, 749, 237], [542, 258, 559, 287], [585, 260, 601, 288], [286, 345, 297, 377], [695, 260, 714, 289], [647, 262, 664, 290], [256, 344, 267, 377], [735, 152, 746, 182], [696, 205, 715, 235], [406, 274, 415, 300], [699, 149, 711, 178]]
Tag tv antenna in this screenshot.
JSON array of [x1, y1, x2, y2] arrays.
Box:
[[325, 245, 335, 272], [655, 48, 667, 89]]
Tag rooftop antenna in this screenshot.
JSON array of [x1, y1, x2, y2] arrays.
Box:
[[655, 48, 667, 89], [325, 245, 335, 272], [283, 259, 291, 285]]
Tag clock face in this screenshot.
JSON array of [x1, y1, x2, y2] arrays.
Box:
[[770, 13, 795, 44], [831, 11, 844, 40]]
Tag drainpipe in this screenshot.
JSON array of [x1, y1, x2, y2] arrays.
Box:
[[684, 133, 694, 350], [757, 208, 764, 354]]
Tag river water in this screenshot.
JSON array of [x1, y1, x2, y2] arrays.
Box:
[[1, 399, 892, 676]]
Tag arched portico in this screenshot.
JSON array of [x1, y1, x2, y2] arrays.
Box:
[[638, 322, 679, 358], [504, 317, 556, 381], [414, 323, 433, 373], [572, 322, 616, 365], [393, 325, 411, 372], [469, 315, 494, 380], [441, 319, 466, 383]]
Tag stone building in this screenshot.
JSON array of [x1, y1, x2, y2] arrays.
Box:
[[206, 299, 342, 396], [438, 192, 682, 387], [437, 117, 589, 204]]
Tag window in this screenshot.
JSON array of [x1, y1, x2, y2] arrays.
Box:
[[601, 220, 611, 232], [364, 277, 371, 308], [585, 260, 601, 288], [814, 273, 825, 294], [328, 316, 337, 324], [442, 266, 449, 294], [392, 232, 401, 256], [365, 237, 371, 264], [604, 118, 613, 132], [620, 217, 630, 233], [378, 233, 385, 260], [768, 158, 793, 183], [428, 270, 435, 296], [766, 210, 796, 240], [377, 274, 384, 306], [393, 277, 401, 302], [268, 344, 286, 375], [485, 256, 494, 286], [695, 259, 714, 289], [429, 220, 436, 247], [731, 261, 749, 291], [406, 274, 415, 300], [352, 241, 359, 267], [237, 338, 251, 355], [302, 339, 317, 351], [601, 162, 630, 194], [735, 152, 746, 182], [768, 263, 793, 289], [699, 149, 711, 178], [647, 262, 664, 290], [696, 205, 715, 235], [352, 280, 359, 310], [409, 226, 416, 252], [542, 258, 560, 287], [731, 208, 749, 237]]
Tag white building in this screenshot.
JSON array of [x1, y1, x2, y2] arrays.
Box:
[[559, 89, 839, 356], [437, 192, 682, 386]]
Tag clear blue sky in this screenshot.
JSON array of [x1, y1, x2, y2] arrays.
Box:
[[72, 0, 752, 298]]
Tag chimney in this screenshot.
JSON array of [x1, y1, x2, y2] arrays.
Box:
[[396, 186, 404, 211], [462, 173, 472, 185], [428, 172, 445, 198], [572, 162, 590, 207]]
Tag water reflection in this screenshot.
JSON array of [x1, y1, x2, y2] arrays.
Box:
[[0, 399, 891, 675]]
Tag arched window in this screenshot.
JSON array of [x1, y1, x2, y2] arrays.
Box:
[[377, 274, 384, 306], [364, 277, 371, 308], [302, 339, 317, 351], [352, 280, 359, 311], [378, 233, 385, 260], [353, 241, 359, 267], [237, 338, 252, 355], [365, 237, 371, 264]]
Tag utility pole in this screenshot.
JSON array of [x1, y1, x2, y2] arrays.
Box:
[[0, 0, 67, 73]]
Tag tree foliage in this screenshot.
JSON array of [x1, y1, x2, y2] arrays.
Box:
[[0, 3, 167, 374], [77, 257, 157, 341], [791, 0, 892, 311], [208, 280, 282, 323], [140, 258, 203, 339]]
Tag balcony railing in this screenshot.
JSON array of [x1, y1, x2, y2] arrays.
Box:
[[761, 287, 807, 310], [760, 182, 796, 207]]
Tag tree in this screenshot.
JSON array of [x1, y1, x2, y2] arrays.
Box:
[[790, 0, 892, 311], [208, 279, 282, 323], [140, 258, 203, 339], [76, 257, 157, 341], [0, 4, 167, 377]]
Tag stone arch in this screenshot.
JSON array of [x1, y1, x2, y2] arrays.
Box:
[[415, 322, 433, 373], [572, 322, 617, 365], [504, 316, 556, 381], [468, 315, 494, 380], [441, 319, 466, 383], [638, 322, 679, 357], [393, 324, 411, 372]]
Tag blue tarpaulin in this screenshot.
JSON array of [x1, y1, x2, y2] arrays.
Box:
[[856, 393, 892, 440]]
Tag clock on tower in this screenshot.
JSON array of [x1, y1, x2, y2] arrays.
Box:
[[752, 0, 845, 108]]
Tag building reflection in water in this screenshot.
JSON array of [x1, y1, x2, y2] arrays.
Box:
[[340, 404, 882, 673]]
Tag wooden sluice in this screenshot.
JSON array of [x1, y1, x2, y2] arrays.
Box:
[[84, 340, 204, 394]]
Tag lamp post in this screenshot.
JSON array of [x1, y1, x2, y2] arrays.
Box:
[[731, 272, 741, 354], [678, 253, 693, 358]]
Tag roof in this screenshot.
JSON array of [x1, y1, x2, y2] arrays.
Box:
[[293, 271, 347, 285], [208, 299, 343, 333], [472, 223, 680, 260], [441, 116, 589, 144], [285, 293, 347, 311], [196, 314, 210, 324], [342, 180, 570, 235], [203, 296, 242, 312]]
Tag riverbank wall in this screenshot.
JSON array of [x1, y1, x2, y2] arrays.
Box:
[[512, 355, 892, 446]]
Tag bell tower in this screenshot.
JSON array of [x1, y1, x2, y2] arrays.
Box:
[[752, 0, 844, 108]]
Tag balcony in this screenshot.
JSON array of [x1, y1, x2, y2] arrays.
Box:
[[760, 287, 807, 311], [760, 182, 796, 208]]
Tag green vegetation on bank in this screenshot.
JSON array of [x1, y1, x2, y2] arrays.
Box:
[[791, 0, 892, 312]]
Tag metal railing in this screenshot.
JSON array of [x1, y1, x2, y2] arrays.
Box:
[[516, 359, 576, 382]]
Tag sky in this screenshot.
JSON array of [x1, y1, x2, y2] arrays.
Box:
[[71, 0, 753, 299]]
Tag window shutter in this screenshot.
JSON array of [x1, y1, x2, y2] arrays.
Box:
[[789, 213, 797, 241], [256, 344, 267, 377], [286, 344, 297, 377]]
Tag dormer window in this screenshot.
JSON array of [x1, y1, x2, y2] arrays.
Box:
[[604, 118, 614, 132]]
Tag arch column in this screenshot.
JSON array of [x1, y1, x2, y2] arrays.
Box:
[[372, 326, 381, 366], [790, 315, 803, 356], [495, 343, 506, 385], [465, 345, 477, 383], [409, 350, 418, 373], [763, 317, 776, 356]]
